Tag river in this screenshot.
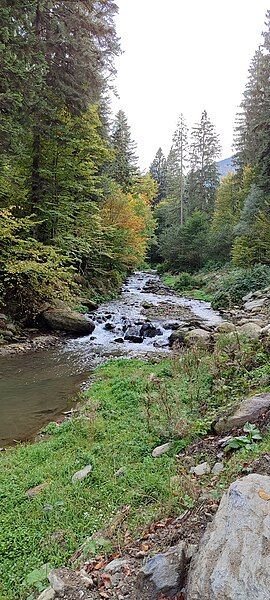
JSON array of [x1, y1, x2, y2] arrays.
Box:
[[0, 272, 221, 446]]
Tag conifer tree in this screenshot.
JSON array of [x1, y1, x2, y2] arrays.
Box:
[[166, 114, 189, 224], [187, 110, 220, 214], [149, 147, 167, 204], [110, 110, 139, 188]]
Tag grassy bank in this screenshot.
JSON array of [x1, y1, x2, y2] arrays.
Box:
[[1, 337, 270, 599], [161, 264, 270, 309]]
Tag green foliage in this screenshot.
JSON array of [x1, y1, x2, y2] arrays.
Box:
[[0, 208, 74, 319], [212, 264, 270, 305], [211, 290, 231, 310], [159, 211, 210, 272], [224, 423, 262, 452]]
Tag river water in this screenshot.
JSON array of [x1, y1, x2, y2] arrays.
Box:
[[0, 272, 221, 446]]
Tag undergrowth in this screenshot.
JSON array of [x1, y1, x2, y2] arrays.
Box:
[[0, 336, 269, 599]]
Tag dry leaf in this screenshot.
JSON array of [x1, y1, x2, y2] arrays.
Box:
[[94, 560, 107, 570], [258, 489, 270, 501], [141, 543, 150, 552]]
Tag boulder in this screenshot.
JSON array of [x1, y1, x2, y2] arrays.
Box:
[[185, 328, 211, 347], [237, 322, 262, 339], [215, 392, 270, 433], [42, 309, 95, 335], [169, 327, 189, 346], [124, 326, 143, 343], [77, 298, 98, 312], [186, 474, 270, 600], [243, 298, 267, 311], [140, 323, 162, 338], [137, 542, 187, 599], [215, 322, 236, 334], [48, 567, 92, 595]]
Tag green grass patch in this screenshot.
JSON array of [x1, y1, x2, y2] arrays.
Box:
[[162, 273, 214, 302]]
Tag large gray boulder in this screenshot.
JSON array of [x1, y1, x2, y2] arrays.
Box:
[[215, 392, 270, 433], [186, 474, 270, 600], [42, 309, 94, 335]]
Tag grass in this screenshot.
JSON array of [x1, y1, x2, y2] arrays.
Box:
[[162, 273, 214, 302], [0, 337, 270, 599]]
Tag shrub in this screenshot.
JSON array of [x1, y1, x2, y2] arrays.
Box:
[[173, 272, 203, 291], [211, 290, 231, 309], [213, 264, 270, 305]]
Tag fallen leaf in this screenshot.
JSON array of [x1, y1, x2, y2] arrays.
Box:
[[258, 489, 270, 501], [141, 543, 150, 552], [94, 560, 107, 570]]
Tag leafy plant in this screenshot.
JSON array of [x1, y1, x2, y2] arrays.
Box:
[[225, 422, 262, 452]]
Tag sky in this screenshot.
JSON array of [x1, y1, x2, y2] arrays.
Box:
[[111, 0, 270, 170]]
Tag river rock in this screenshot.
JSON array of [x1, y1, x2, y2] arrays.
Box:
[[42, 308, 95, 335], [211, 462, 224, 475], [152, 442, 171, 457], [124, 326, 143, 343], [72, 464, 92, 483], [185, 328, 211, 347], [215, 321, 236, 334], [237, 322, 262, 339], [140, 323, 162, 338], [104, 558, 128, 573], [77, 298, 98, 311], [190, 462, 210, 476], [243, 298, 267, 311], [215, 392, 270, 433], [169, 327, 189, 346], [163, 321, 185, 330], [186, 474, 270, 600], [137, 542, 187, 599]]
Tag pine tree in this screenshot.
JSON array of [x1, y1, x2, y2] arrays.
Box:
[[0, 1, 120, 228], [149, 147, 167, 204], [166, 114, 189, 224], [187, 110, 220, 214], [110, 110, 139, 188]]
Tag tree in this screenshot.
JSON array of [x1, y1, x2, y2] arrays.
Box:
[[0, 1, 120, 227], [110, 110, 139, 188], [187, 110, 220, 214], [158, 211, 210, 272], [166, 114, 189, 224], [149, 147, 167, 204]]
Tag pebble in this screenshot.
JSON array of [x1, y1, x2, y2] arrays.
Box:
[[72, 464, 92, 483], [190, 462, 211, 476], [152, 442, 171, 457], [211, 462, 224, 475]]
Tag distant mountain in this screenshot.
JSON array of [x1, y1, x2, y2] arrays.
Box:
[[217, 157, 236, 178]]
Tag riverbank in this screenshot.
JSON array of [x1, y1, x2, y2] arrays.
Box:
[[1, 329, 270, 599]]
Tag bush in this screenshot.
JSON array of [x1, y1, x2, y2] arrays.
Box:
[[212, 264, 270, 306], [211, 291, 231, 309], [173, 272, 203, 291]]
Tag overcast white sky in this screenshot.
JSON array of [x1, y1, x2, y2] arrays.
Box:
[[111, 0, 269, 170]]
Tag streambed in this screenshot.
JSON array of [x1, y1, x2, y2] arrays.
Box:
[[0, 272, 221, 446]]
